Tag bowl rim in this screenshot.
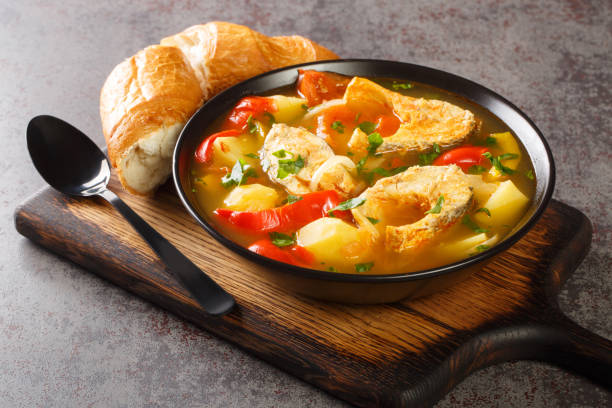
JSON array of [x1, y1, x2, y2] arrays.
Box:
[[172, 58, 555, 283]]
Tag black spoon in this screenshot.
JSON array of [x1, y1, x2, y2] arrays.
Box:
[[26, 115, 235, 316]]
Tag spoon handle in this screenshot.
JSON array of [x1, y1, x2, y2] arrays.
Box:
[[99, 189, 235, 316]]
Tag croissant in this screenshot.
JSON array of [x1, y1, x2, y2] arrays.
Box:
[[100, 22, 338, 195]]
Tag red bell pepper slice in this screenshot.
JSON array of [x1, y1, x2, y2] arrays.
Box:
[[194, 129, 241, 164], [248, 239, 314, 267], [223, 96, 277, 130], [297, 69, 351, 106], [433, 145, 490, 172], [214, 190, 350, 233]]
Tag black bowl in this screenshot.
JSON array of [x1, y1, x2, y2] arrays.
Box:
[[173, 59, 555, 304]]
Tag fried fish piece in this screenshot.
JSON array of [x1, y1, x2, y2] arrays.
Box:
[[260, 124, 362, 196], [352, 165, 473, 252], [344, 77, 476, 155]]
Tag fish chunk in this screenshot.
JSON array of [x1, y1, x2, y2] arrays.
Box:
[[352, 165, 473, 252], [344, 77, 476, 155], [260, 124, 362, 196]]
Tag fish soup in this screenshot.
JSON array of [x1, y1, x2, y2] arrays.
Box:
[[188, 70, 536, 274]]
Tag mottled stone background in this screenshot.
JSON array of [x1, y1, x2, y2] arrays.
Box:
[[1, 0, 610, 407]]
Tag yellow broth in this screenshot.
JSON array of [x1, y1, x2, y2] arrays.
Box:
[[188, 75, 536, 274]]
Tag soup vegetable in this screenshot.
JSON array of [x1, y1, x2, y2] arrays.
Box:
[[188, 70, 535, 274]]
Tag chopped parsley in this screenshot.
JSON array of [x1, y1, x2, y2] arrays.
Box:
[[328, 266, 338, 272], [277, 154, 305, 179], [461, 215, 488, 233], [347, 151, 355, 157], [356, 156, 368, 174], [475, 244, 490, 252], [482, 152, 516, 175], [263, 112, 275, 125], [361, 165, 408, 185], [366, 216, 380, 225], [328, 196, 366, 213], [244, 153, 259, 159], [498, 153, 520, 161], [191, 188, 197, 192], [331, 120, 345, 134], [301, 103, 309, 111], [269, 232, 295, 247], [194, 177, 207, 185], [272, 149, 290, 158], [425, 195, 444, 214], [286, 194, 303, 204], [246, 115, 257, 134], [468, 165, 487, 174], [221, 159, 257, 188], [391, 81, 413, 90], [476, 207, 491, 217], [525, 169, 534, 180], [355, 262, 374, 272], [475, 136, 497, 147], [367, 132, 383, 156], [357, 121, 377, 135], [418, 143, 441, 165]]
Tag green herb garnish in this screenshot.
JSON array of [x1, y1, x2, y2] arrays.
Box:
[[367, 132, 383, 155], [286, 194, 303, 204], [525, 169, 534, 180], [221, 159, 257, 188], [418, 143, 441, 165], [301, 103, 309, 111], [347, 151, 354, 157], [475, 244, 490, 252], [328, 266, 338, 272], [244, 153, 259, 159], [331, 120, 345, 134], [366, 217, 380, 225], [272, 149, 290, 158], [461, 215, 488, 233], [468, 165, 487, 174], [355, 262, 374, 272], [356, 156, 368, 174], [269, 232, 295, 247], [328, 196, 366, 213], [191, 188, 197, 192], [246, 115, 257, 134], [476, 207, 491, 217], [360, 166, 408, 185], [277, 154, 305, 179], [475, 136, 497, 147], [482, 152, 515, 175], [425, 195, 444, 214], [391, 81, 413, 90], [357, 121, 377, 135], [263, 112, 275, 125]]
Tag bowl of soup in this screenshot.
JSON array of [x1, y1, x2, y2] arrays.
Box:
[[173, 60, 554, 303]]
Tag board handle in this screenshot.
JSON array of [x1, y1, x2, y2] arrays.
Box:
[[536, 309, 612, 389]]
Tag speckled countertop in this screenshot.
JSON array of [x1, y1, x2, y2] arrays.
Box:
[[2, 0, 610, 406]]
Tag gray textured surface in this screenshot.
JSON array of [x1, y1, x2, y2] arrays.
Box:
[[2, 0, 610, 406]]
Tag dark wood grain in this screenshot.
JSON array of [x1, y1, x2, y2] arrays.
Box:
[[14, 175, 612, 407]]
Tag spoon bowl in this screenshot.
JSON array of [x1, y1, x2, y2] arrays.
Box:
[[27, 116, 110, 196], [27, 115, 235, 316]]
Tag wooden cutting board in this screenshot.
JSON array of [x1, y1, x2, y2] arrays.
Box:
[[14, 174, 612, 407]]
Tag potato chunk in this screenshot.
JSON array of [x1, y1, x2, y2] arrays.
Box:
[[223, 184, 279, 211], [269, 95, 308, 124], [474, 180, 529, 228], [297, 217, 370, 265]]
